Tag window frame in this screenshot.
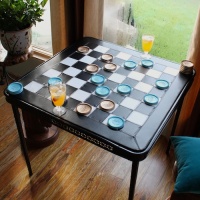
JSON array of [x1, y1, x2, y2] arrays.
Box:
[[32, 0, 67, 60]]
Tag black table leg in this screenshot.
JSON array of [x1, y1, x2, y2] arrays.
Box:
[[0, 65, 7, 85], [12, 105, 33, 176], [128, 161, 139, 200]]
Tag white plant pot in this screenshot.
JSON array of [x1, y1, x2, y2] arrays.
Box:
[[0, 25, 32, 55]]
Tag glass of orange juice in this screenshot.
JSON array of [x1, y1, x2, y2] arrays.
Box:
[[142, 34, 155, 59], [49, 82, 66, 116]]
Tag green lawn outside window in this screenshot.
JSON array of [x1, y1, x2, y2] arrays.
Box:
[[133, 0, 199, 62]]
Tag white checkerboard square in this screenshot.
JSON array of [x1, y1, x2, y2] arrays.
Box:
[[66, 77, 86, 88], [79, 55, 96, 64], [42, 69, 61, 78], [164, 67, 179, 76], [120, 97, 140, 110], [24, 81, 44, 93], [60, 57, 78, 66], [70, 89, 91, 102], [108, 73, 126, 83], [146, 69, 162, 78], [128, 71, 145, 81], [134, 82, 153, 93], [94, 45, 109, 53], [116, 52, 132, 60], [63, 67, 81, 77], [127, 111, 148, 126]]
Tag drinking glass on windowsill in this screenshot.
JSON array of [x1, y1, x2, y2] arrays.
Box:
[[141, 34, 155, 59]]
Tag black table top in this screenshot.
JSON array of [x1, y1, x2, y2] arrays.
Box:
[[4, 37, 194, 161]]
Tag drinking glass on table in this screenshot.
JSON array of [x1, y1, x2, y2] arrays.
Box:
[[49, 82, 66, 116], [141, 34, 154, 59]]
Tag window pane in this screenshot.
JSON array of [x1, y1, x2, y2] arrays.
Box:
[[103, 0, 135, 48], [133, 0, 199, 62], [103, 0, 199, 62], [32, 1, 52, 53]]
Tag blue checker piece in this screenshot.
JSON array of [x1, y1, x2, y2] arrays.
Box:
[[95, 86, 110, 97], [117, 84, 132, 95], [107, 116, 124, 130], [124, 60, 137, 70], [144, 94, 159, 106], [155, 79, 169, 90], [91, 74, 105, 85], [141, 59, 154, 68], [7, 82, 23, 95], [48, 77, 62, 85]]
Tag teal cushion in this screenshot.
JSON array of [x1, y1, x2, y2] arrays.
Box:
[[171, 136, 200, 194]]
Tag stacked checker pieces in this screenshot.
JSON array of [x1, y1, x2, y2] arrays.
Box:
[[22, 41, 176, 138], [75, 45, 169, 130]]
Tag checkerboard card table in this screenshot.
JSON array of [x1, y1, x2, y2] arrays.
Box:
[[4, 37, 195, 200]]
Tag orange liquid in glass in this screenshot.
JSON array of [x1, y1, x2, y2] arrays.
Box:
[[142, 35, 154, 53], [50, 85, 66, 106]]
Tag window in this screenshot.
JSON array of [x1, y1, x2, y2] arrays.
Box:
[[103, 0, 135, 48], [32, 1, 52, 58], [103, 0, 199, 62]]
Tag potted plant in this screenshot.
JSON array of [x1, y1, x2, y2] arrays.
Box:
[[0, 0, 48, 55]]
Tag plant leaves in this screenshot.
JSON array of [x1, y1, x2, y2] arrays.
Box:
[[0, 0, 48, 31], [41, 0, 48, 7]]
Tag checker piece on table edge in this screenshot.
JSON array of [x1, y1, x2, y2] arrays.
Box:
[[76, 103, 92, 115], [180, 60, 194, 75], [144, 94, 159, 106], [141, 59, 154, 68], [95, 86, 110, 97], [117, 84, 132, 95], [104, 63, 117, 72], [124, 60, 137, 70], [155, 79, 169, 90], [101, 53, 113, 62], [99, 99, 115, 111], [85, 64, 99, 73], [77, 46, 90, 53], [107, 116, 124, 130], [7, 82, 23, 95], [91, 74, 105, 85]]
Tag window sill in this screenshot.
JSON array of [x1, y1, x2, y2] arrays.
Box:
[[32, 46, 53, 61]]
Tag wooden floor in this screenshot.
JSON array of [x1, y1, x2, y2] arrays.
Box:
[[0, 82, 175, 200]]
